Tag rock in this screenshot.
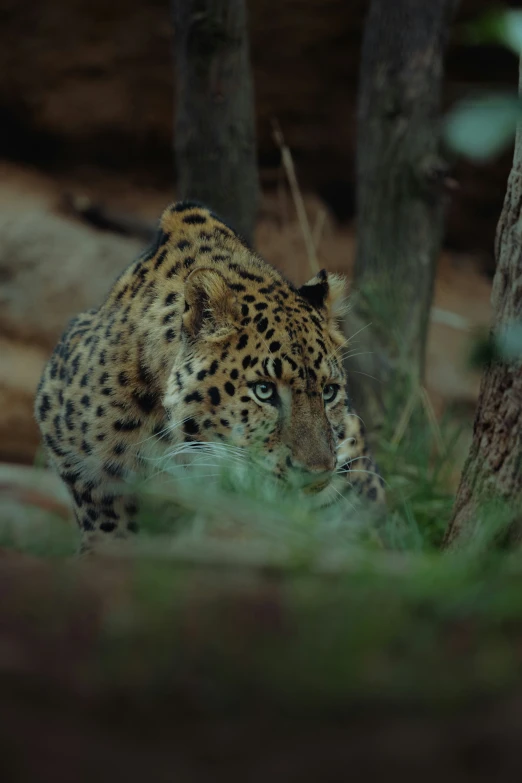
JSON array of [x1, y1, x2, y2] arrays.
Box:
[[0, 166, 143, 462]]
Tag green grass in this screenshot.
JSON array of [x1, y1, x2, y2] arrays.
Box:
[[0, 506, 78, 558], [0, 387, 513, 575], [0, 387, 487, 562], [3, 398, 522, 710], [375, 404, 465, 550]]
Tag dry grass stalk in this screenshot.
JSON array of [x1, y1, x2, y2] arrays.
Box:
[[391, 386, 418, 447], [312, 207, 328, 252], [272, 119, 321, 276], [391, 384, 444, 454], [419, 386, 445, 456]]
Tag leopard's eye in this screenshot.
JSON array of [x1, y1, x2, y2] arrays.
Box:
[[253, 381, 277, 402], [323, 383, 340, 404]]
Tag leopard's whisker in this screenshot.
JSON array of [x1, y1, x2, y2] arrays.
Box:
[[332, 337, 351, 354], [339, 467, 388, 486], [336, 436, 356, 450], [343, 412, 366, 428], [349, 370, 379, 382], [132, 416, 193, 448], [338, 455, 370, 467], [349, 322, 372, 341], [142, 469, 222, 484], [161, 440, 246, 457], [170, 449, 243, 464], [183, 443, 246, 460], [339, 350, 374, 362]]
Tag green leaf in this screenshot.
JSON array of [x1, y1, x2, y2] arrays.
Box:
[[497, 322, 522, 361], [444, 94, 522, 161], [465, 10, 510, 46], [468, 323, 522, 367], [465, 9, 522, 54], [499, 10, 522, 54]]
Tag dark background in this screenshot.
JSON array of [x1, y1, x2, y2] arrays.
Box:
[[0, 0, 519, 268]]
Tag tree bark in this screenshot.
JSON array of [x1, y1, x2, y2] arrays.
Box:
[[172, 0, 260, 246], [444, 61, 522, 549], [348, 0, 458, 424]]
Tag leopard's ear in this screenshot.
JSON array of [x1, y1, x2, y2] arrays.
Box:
[[183, 267, 238, 339], [298, 270, 347, 319]]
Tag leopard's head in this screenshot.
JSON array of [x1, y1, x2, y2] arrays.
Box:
[[164, 264, 352, 495]]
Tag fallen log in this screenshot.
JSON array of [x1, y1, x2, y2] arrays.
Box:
[[0, 546, 522, 780]]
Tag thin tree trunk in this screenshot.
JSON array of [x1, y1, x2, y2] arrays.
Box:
[[348, 0, 458, 425], [172, 0, 260, 246], [444, 62, 522, 548]]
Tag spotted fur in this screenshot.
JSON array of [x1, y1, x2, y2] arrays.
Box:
[[35, 202, 385, 551]]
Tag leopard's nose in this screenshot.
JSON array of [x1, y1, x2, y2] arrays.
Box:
[[288, 453, 336, 476], [286, 454, 335, 492]]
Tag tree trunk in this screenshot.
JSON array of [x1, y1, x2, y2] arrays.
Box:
[[348, 0, 458, 425], [172, 0, 260, 246], [443, 62, 522, 549]]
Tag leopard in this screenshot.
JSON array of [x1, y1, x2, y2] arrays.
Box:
[[35, 201, 385, 552]]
